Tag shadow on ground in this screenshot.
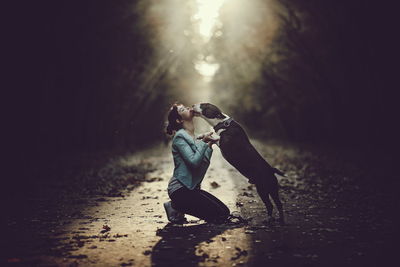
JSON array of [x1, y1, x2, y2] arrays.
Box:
[[151, 222, 244, 267]]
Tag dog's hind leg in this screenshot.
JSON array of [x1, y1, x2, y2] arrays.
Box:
[[270, 189, 284, 225], [255, 182, 274, 222]]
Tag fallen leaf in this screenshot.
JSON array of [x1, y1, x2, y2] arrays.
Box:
[[210, 181, 220, 188]]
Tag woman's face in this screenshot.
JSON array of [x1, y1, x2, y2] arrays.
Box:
[[176, 104, 194, 121]]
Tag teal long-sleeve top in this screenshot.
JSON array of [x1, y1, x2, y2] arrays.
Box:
[[171, 128, 213, 190]]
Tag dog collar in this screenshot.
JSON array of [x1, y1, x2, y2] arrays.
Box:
[[214, 117, 234, 132]]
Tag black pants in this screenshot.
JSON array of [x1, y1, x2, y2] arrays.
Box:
[[170, 187, 230, 222]]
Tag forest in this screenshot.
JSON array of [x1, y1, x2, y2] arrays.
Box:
[[4, 1, 398, 266], [5, 0, 398, 206]]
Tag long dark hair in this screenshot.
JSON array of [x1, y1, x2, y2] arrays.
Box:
[[165, 103, 183, 135]]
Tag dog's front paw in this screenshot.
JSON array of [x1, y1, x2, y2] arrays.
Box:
[[209, 136, 220, 142]]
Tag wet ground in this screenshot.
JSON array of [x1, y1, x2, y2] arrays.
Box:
[[4, 140, 398, 266]]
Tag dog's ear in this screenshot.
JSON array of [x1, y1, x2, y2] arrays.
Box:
[[216, 113, 227, 119]]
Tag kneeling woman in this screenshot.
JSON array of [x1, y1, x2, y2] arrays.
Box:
[[163, 103, 230, 224]]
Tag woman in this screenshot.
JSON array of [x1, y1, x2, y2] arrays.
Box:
[[163, 103, 230, 224]]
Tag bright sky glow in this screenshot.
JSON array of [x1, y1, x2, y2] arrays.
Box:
[[194, 0, 226, 41], [192, 0, 226, 80], [194, 60, 220, 81]]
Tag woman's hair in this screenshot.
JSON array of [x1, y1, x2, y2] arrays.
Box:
[[165, 103, 183, 135]]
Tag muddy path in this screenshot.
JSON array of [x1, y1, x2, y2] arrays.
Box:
[[4, 141, 397, 266]]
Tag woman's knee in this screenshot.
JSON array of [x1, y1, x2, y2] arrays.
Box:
[[207, 210, 230, 223], [197, 200, 229, 222], [209, 203, 229, 222], [219, 203, 230, 217], [200, 191, 229, 216]]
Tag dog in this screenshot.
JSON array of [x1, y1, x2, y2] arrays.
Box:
[[192, 103, 285, 224]]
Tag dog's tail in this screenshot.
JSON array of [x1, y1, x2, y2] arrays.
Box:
[[272, 168, 286, 177]]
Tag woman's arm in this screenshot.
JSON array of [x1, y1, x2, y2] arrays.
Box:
[[173, 136, 210, 168], [204, 143, 213, 163]]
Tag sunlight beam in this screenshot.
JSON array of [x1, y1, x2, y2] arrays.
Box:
[[193, 0, 226, 41]]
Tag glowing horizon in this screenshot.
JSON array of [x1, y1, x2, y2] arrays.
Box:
[[193, 0, 226, 41]]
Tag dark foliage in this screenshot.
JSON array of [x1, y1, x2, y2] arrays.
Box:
[[212, 0, 398, 151], [5, 0, 173, 196]]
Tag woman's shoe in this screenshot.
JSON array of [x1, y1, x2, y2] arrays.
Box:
[[163, 201, 187, 224]]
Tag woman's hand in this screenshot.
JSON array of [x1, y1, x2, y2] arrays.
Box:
[[201, 132, 214, 143]]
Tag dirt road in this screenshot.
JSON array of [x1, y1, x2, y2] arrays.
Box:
[[4, 140, 397, 266]]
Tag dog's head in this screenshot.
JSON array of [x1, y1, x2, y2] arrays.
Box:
[[192, 103, 227, 120]]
